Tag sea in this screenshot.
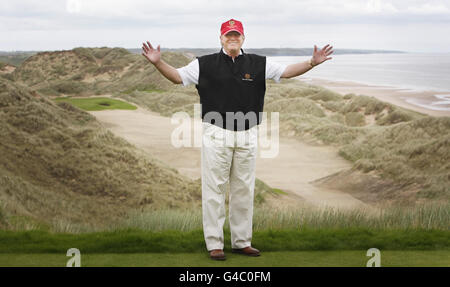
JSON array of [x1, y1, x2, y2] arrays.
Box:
[[267, 53, 450, 112]]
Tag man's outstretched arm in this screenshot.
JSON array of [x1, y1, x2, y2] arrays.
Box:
[[142, 41, 183, 84], [281, 44, 333, 78]]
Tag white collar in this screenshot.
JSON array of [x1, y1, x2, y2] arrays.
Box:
[[222, 48, 243, 57]]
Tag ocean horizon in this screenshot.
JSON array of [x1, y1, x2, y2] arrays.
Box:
[[268, 53, 450, 112]]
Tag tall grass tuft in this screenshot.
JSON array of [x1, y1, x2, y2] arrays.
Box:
[[252, 203, 449, 231], [45, 202, 449, 234]]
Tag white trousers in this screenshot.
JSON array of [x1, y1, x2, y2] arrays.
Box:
[[201, 122, 258, 251]]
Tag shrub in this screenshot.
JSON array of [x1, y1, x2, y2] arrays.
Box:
[[265, 98, 325, 117], [73, 47, 96, 63], [52, 81, 86, 95], [376, 109, 415, 125], [308, 89, 342, 102], [342, 95, 391, 115], [343, 93, 355, 100], [345, 112, 366, 126], [321, 101, 342, 112], [312, 124, 365, 145]]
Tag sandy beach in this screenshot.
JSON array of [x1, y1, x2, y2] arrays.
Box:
[[295, 77, 450, 118]]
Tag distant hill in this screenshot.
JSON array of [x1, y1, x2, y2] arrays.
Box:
[[0, 51, 37, 67], [10, 47, 191, 96]]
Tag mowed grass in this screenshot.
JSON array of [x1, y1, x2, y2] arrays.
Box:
[[53, 97, 137, 111], [2, 204, 447, 266], [1, 250, 449, 267], [1, 228, 448, 254]]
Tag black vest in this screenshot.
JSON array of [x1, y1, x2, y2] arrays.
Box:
[[196, 48, 266, 131]]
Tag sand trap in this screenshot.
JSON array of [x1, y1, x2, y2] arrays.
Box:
[[90, 104, 368, 210]]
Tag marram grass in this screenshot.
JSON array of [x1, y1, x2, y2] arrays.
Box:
[[30, 202, 450, 234]]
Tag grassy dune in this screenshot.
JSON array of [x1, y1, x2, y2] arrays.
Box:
[[265, 82, 449, 203], [0, 61, 15, 80], [0, 77, 203, 230], [11, 47, 191, 96]]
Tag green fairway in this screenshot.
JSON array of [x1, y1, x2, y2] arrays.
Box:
[[1, 251, 448, 267], [54, 97, 137, 111]]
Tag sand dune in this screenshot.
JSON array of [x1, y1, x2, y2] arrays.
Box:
[[297, 77, 450, 117]]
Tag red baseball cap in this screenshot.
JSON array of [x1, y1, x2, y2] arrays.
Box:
[[220, 19, 244, 36]]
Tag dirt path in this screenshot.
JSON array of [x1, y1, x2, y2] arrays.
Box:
[[89, 106, 368, 210]]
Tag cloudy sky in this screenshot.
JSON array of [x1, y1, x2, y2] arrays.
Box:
[[1, 0, 450, 53]]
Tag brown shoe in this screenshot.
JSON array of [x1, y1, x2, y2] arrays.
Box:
[[232, 246, 260, 257], [209, 249, 226, 260]]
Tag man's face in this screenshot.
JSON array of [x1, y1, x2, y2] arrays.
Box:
[[220, 31, 245, 53]]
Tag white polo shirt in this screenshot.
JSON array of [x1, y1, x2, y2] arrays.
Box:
[[177, 49, 287, 87]]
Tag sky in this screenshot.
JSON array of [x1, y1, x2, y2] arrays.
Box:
[[1, 0, 450, 53]]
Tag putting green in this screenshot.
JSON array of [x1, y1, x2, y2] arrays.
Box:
[[54, 97, 137, 111]]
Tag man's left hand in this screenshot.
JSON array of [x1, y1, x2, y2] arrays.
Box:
[[312, 44, 333, 66]]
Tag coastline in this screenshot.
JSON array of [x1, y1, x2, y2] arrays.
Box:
[[293, 77, 450, 118]]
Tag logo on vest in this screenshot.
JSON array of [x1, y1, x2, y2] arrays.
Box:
[[242, 73, 253, 81]]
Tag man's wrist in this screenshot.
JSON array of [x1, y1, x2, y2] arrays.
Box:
[[153, 59, 162, 67], [308, 58, 316, 68]]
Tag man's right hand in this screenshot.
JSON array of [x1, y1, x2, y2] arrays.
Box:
[[142, 41, 161, 65]]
